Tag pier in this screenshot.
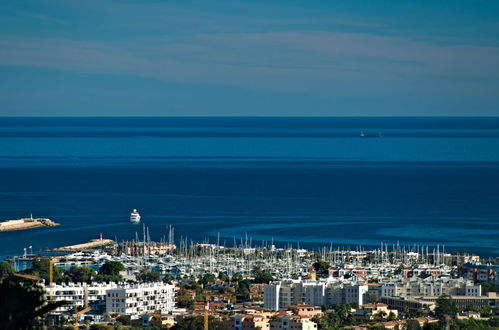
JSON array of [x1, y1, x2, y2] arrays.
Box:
[[0, 217, 59, 232], [53, 238, 115, 252]]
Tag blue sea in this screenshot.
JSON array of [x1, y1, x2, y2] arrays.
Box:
[[0, 117, 498, 258]]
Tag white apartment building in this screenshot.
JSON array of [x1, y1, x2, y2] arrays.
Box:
[[264, 279, 326, 311], [344, 284, 368, 306], [106, 282, 175, 317], [50, 282, 118, 314], [264, 279, 368, 310], [381, 283, 397, 297]]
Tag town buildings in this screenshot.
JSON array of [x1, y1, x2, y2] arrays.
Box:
[[106, 282, 176, 315]]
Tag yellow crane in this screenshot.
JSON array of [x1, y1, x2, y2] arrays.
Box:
[[13, 272, 42, 282], [48, 256, 62, 301], [73, 306, 91, 330], [204, 301, 209, 330]]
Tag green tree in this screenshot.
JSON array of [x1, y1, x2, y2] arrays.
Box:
[[312, 261, 331, 278], [176, 288, 194, 309], [434, 295, 457, 329], [481, 282, 498, 294], [163, 273, 174, 283], [64, 265, 96, 283], [0, 261, 15, 280], [136, 268, 160, 282], [387, 311, 397, 321], [116, 314, 131, 325], [24, 258, 63, 283], [96, 261, 124, 282], [218, 272, 229, 282], [236, 279, 251, 301], [198, 273, 216, 286], [231, 272, 243, 283], [0, 278, 67, 329], [406, 319, 421, 330], [252, 267, 274, 284], [171, 315, 229, 330]]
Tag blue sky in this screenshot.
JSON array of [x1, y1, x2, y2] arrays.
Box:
[[1, 0, 499, 116]]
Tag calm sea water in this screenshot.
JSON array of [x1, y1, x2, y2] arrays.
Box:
[[0, 117, 498, 258]]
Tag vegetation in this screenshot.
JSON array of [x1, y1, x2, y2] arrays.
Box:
[[218, 271, 229, 282], [252, 267, 274, 284], [23, 258, 63, 283], [235, 279, 251, 301], [481, 282, 499, 294], [312, 260, 331, 278], [63, 265, 97, 283], [176, 287, 195, 309], [313, 304, 354, 329], [0, 261, 15, 280], [198, 273, 217, 286], [171, 315, 229, 330], [0, 278, 66, 329], [96, 261, 125, 282], [136, 268, 161, 282], [435, 295, 457, 320], [115, 314, 132, 325]]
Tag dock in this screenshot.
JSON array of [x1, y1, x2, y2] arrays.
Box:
[[0, 217, 59, 232], [53, 239, 115, 252]]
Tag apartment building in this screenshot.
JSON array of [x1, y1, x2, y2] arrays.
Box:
[[50, 282, 118, 314], [106, 282, 175, 316]]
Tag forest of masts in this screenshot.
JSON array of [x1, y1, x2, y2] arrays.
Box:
[[111, 224, 480, 279]]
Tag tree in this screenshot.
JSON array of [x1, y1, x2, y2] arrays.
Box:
[[98, 261, 124, 276], [387, 311, 397, 321], [252, 267, 274, 284], [231, 272, 243, 283], [218, 272, 229, 282], [0, 278, 67, 329], [434, 295, 457, 329], [163, 273, 174, 283], [64, 265, 96, 283], [136, 268, 160, 282], [24, 258, 62, 283], [481, 282, 498, 294], [0, 261, 15, 280], [171, 315, 229, 330], [235, 279, 251, 302], [176, 288, 194, 309], [96, 261, 124, 282], [198, 273, 216, 286], [312, 261, 331, 278], [116, 314, 131, 325], [406, 319, 421, 330]]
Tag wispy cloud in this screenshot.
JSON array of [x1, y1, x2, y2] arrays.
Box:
[[1, 30, 498, 95]]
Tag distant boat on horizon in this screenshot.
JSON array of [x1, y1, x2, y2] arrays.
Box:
[[130, 209, 141, 223]]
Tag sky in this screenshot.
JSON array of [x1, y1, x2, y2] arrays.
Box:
[[1, 0, 499, 116]]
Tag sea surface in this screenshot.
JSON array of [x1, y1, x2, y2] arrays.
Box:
[[0, 117, 498, 259]]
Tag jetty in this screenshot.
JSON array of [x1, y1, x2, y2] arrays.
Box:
[[54, 238, 115, 252], [0, 217, 59, 232]]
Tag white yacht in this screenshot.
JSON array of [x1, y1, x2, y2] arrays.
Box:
[[130, 209, 141, 223]]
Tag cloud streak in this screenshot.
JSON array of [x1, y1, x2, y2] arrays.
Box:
[[1, 30, 499, 95]]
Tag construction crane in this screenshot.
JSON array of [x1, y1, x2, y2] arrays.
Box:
[[13, 272, 42, 283], [48, 256, 62, 301], [73, 306, 91, 330], [204, 301, 209, 330]]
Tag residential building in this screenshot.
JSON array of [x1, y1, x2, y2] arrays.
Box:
[[106, 282, 175, 317]]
